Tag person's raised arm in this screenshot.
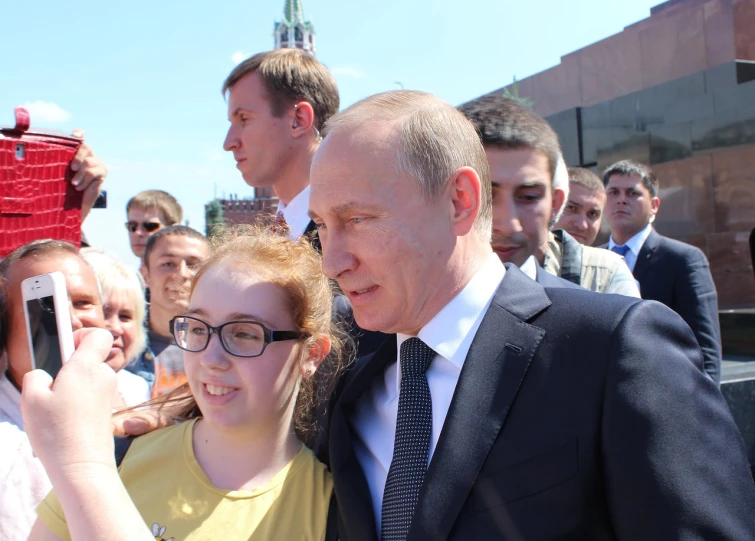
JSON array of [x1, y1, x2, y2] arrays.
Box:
[[22, 328, 153, 541]]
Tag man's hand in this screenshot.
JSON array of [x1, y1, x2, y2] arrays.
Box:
[[70, 130, 107, 221], [21, 328, 116, 481]]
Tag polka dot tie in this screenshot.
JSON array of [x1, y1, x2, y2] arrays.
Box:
[[381, 337, 435, 541]]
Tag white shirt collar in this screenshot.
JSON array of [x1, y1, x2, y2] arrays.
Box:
[[609, 223, 653, 256], [519, 255, 538, 281], [396, 253, 505, 370], [277, 185, 312, 240], [0, 372, 23, 428]]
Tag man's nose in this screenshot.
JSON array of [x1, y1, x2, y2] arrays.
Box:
[[574, 215, 589, 231], [320, 228, 357, 281], [492, 200, 523, 236], [223, 126, 239, 152]]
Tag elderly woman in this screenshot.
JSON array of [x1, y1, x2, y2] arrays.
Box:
[[81, 249, 150, 408]]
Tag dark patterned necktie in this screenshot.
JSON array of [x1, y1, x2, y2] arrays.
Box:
[[611, 245, 630, 257], [381, 337, 435, 541]]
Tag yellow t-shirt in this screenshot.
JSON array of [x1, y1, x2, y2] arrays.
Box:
[[37, 419, 333, 541]]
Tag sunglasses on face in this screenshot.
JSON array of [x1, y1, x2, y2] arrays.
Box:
[[125, 221, 163, 233]]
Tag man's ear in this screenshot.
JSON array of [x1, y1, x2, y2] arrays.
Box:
[[551, 188, 566, 221], [650, 196, 661, 216], [300, 335, 331, 378], [448, 166, 482, 237], [291, 102, 316, 139]]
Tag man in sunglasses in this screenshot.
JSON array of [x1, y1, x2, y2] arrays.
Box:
[[125, 190, 183, 261]]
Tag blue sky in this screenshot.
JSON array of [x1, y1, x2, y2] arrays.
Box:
[[2, 0, 660, 266]]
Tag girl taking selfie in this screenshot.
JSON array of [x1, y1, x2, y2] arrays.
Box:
[[31, 226, 349, 541]]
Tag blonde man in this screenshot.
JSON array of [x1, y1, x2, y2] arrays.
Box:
[[125, 190, 183, 260]]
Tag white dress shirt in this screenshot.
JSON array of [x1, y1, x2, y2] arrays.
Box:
[[519, 255, 538, 281], [608, 223, 653, 272], [351, 253, 506, 531], [0, 372, 52, 540], [276, 185, 312, 241]]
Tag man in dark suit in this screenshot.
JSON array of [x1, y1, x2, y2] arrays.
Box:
[[309, 91, 755, 540], [602, 159, 722, 384]]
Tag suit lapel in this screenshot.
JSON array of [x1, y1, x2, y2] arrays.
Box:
[[409, 266, 551, 540], [632, 229, 659, 282], [330, 339, 397, 541]]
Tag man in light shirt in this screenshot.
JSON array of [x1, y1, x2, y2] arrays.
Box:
[[458, 96, 639, 296], [603, 159, 721, 383]]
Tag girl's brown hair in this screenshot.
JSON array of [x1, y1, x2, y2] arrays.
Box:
[[121, 224, 353, 445]]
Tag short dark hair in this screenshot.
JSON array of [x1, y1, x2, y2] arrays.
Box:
[[143, 226, 210, 268], [568, 167, 604, 194], [458, 95, 561, 182], [0, 239, 80, 279], [222, 49, 340, 131], [602, 159, 659, 198]]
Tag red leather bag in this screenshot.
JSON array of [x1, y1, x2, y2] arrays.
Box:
[[0, 107, 83, 257]]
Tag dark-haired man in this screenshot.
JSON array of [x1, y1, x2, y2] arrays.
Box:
[[128, 226, 211, 396], [603, 159, 721, 383], [555, 167, 606, 246], [458, 96, 638, 296]]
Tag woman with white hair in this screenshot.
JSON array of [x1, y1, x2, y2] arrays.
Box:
[[81, 249, 150, 408]]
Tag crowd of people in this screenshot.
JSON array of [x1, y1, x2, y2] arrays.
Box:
[[1, 48, 753, 540]]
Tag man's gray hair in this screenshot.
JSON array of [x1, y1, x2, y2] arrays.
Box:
[[322, 90, 493, 240]]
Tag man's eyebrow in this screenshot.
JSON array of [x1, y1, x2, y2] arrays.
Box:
[[517, 179, 548, 189], [229, 106, 252, 119], [567, 199, 583, 208], [308, 202, 383, 220]]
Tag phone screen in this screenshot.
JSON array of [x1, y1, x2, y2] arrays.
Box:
[[26, 295, 63, 378]]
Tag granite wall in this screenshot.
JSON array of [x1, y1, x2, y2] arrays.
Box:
[[470, 0, 755, 308]]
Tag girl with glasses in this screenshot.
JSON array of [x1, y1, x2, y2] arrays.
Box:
[[31, 225, 350, 541]]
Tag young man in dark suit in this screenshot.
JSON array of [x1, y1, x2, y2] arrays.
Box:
[[603, 159, 722, 384]]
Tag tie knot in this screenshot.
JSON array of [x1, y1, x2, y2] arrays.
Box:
[[399, 337, 435, 378], [611, 244, 630, 257]]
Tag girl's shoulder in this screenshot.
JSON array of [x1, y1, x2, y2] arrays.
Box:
[[119, 419, 195, 473]]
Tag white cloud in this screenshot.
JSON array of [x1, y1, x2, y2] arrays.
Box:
[[231, 50, 251, 64], [330, 66, 367, 79], [21, 101, 71, 123]]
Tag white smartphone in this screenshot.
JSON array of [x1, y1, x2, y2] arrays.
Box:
[[22, 271, 75, 379]]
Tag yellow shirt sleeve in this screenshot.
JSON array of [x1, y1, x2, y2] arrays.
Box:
[[36, 489, 72, 541]]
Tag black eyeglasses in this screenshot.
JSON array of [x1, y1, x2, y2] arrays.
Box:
[[125, 221, 163, 233], [170, 316, 307, 358]]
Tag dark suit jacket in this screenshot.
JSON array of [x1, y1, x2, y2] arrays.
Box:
[[329, 265, 755, 540], [630, 229, 721, 384]]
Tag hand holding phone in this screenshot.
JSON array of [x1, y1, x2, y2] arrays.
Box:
[[22, 272, 75, 379]]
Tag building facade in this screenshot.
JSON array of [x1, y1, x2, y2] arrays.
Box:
[[462, 0, 755, 309]]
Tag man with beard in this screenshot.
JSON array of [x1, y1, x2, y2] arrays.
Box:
[[129, 226, 211, 396], [459, 96, 639, 296]]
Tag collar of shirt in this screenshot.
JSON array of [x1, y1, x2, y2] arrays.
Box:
[[394, 252, 506, 385], [0, 371, 23, 428], [519, 255, 538, 281], [278, 185, 312, 240], [609, 222, 653, 256]]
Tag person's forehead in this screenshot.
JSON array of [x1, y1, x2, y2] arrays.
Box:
[[228, 72, 269, 112], [128, 206, 163, 221], [152, 235, 209, 258], [485, 146, 550, 180], [570, 183, 605, 204], [606, 173, 644, 189]]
